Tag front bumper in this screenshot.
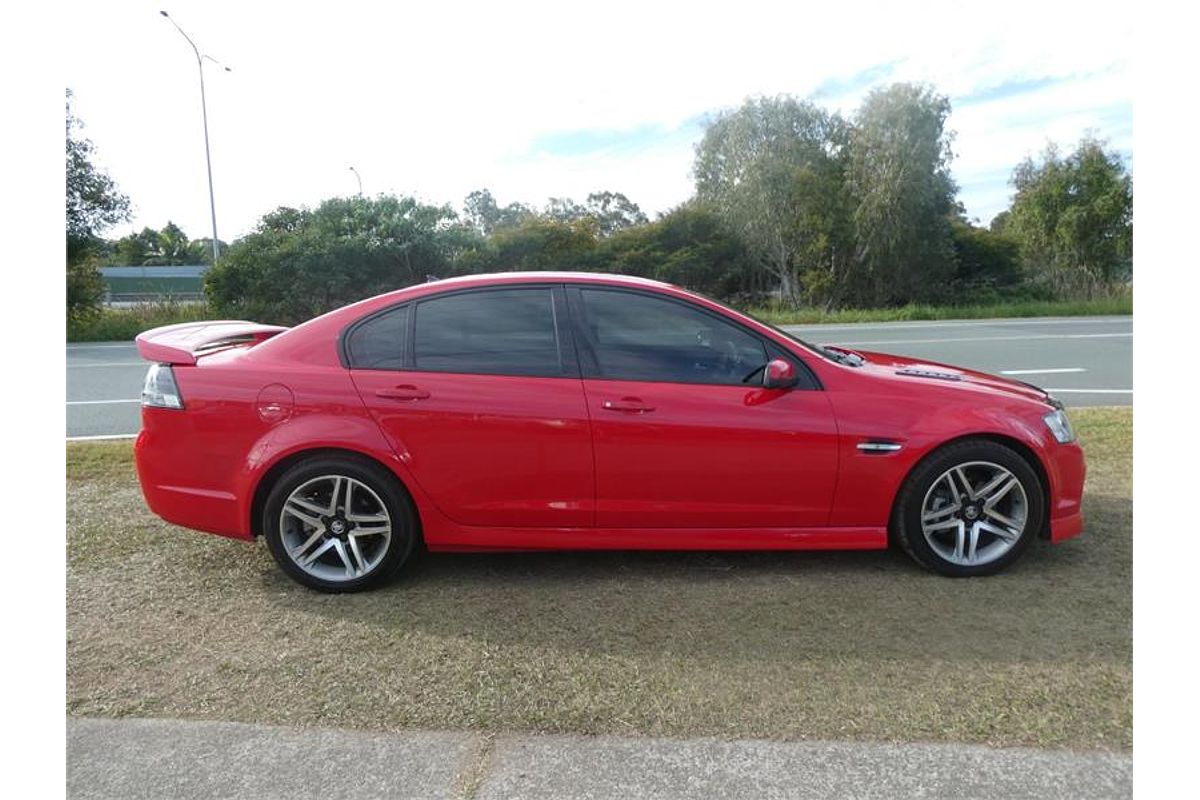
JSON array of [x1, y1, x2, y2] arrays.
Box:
[[1044, 439, 1086, 543]]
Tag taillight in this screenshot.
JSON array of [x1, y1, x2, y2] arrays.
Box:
[[142, 363, 185, 409]]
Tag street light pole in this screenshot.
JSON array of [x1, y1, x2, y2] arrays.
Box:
[[161, 10, 229, 264], [349, 166, 363, 196]]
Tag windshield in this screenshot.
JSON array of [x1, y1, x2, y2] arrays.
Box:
[[736, 308, 865, 366]]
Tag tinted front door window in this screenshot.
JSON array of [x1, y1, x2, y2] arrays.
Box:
[[579, 289, 768, 384]]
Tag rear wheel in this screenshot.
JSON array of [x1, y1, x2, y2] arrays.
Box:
[[893, 440, 1045, 577], [263, 456, 417, 592]]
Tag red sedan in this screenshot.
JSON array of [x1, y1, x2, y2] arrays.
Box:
[[134, 272, 1085, 591]]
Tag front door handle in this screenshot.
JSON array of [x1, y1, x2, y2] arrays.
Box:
[[375, 385, 430, 401], [601, 397, 655, 414]]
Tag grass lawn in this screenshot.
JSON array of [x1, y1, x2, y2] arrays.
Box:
[[66, 408, 1131, 750]]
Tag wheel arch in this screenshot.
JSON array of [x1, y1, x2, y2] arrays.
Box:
[[248, 446, 422, 540], [888, 432, 1053, 541]]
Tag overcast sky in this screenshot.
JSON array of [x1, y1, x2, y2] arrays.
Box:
[[65, 0, 1132, 243]]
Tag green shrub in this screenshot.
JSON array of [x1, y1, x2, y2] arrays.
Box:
[[67, 301, 215, 342]]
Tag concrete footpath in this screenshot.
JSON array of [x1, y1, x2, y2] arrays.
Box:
[[67, 717, 1132, 799]]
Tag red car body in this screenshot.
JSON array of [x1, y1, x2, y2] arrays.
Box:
[[134, 272, 1085, 558]]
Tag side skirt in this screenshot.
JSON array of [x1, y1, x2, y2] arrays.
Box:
[[424, 525, 887, 553]]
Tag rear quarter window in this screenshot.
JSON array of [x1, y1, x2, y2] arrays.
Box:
[[346, 305, 409, 369]]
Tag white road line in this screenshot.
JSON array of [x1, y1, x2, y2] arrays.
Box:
[[1000, 368, 1087, 376], [832, 332, 1132, 346], [781, 316, 1131, 333], [1044, 388, 1133, 394], [66, 433, 138, 441], [66, 399, 141, 405], [67, 362, 145, 368]]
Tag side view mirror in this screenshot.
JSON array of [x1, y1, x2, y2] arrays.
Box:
[[762, 358, 798, 389]]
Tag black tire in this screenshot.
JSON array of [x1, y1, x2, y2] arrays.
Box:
[[263, 455, 418, 592], [892, 439, 1045, 577]]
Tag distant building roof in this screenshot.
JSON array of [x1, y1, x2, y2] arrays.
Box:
[[100, 265, 209, 279]]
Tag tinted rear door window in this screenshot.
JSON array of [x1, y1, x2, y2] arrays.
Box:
[[413, 288, 567, 376]]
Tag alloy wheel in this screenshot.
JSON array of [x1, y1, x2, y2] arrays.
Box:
[[920, 460, 1029, 567], [278, 474, 393, 583]]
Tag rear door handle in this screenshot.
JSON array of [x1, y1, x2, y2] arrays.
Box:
[[601, 397, 655, 414], [375, 385, 430, 401]]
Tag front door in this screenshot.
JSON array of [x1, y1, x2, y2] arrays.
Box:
[[571, 287, 838, 529]]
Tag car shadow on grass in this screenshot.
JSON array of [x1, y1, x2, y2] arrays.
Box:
[[253, 492, 1130, 668]]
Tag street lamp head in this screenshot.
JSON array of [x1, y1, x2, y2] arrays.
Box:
[[160, 10, 169, 17]]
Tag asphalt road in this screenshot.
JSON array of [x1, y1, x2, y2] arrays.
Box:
[[65, 315, 1131, 439]]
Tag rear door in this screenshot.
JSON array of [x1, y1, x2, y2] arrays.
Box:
[[570, 286, 839, 529], [348, 285, 594, 528]]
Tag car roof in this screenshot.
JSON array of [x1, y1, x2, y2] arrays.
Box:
[[421, 271, 677, 291]]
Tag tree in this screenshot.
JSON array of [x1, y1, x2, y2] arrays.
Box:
[[592, 202, 761, 299], [694, 96, 852, 306], [846, 83, 957, 306], [463, 189, 534, 235], [111, 223, 219, 265], [66, 90, 130, 266], [584, 191, 648, 237], [948, 218, 1021, 292], [1005, 136, 1132, 296], [205, 195, 461, 324], [458, 217, 598, 273], [67, 89, 131, 320]]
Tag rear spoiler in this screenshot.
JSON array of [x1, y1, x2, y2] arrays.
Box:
[[135, 320, 289, 365]]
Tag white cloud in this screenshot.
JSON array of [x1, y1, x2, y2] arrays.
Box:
[[65, 0, 1133, 239]]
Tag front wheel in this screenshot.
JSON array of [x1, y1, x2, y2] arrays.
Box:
[[893, 440, 1045, 577], [263, 456, 417, 592]]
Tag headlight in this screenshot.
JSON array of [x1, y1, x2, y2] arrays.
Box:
[[1043, 408, 1075, 443]]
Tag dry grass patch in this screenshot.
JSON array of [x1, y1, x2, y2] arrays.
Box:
[[66, 408, 1131, 749]]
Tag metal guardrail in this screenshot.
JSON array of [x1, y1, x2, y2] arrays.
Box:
[[104, 292, 206, 306]]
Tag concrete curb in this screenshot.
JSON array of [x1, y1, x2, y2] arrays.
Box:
[[67, 717, 1131, 799]]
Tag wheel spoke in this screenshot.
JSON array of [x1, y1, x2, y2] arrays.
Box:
[[983, 476, 1018, 507], [286, 497, 326, 524], [952, 520, 966, 561], [331, 539, 354, 577], [984, 506, 1020, 531], [953, 467, 976, 500], [978, 519, 1019, 543], [967, 522, 981, 562], [342, 479, 354, 516], [326, 477, 342, 515], [300, 538, 336, 567], [348, 536, 368, 575], [290, 527, 326, 559], [347, 510, 388, 524], [924, 518, 961, 534], [922, 503, 960, 524], [284, 501, 326, 532]]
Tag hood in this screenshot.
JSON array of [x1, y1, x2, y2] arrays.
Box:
[[831, 347, 1055, 406]]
